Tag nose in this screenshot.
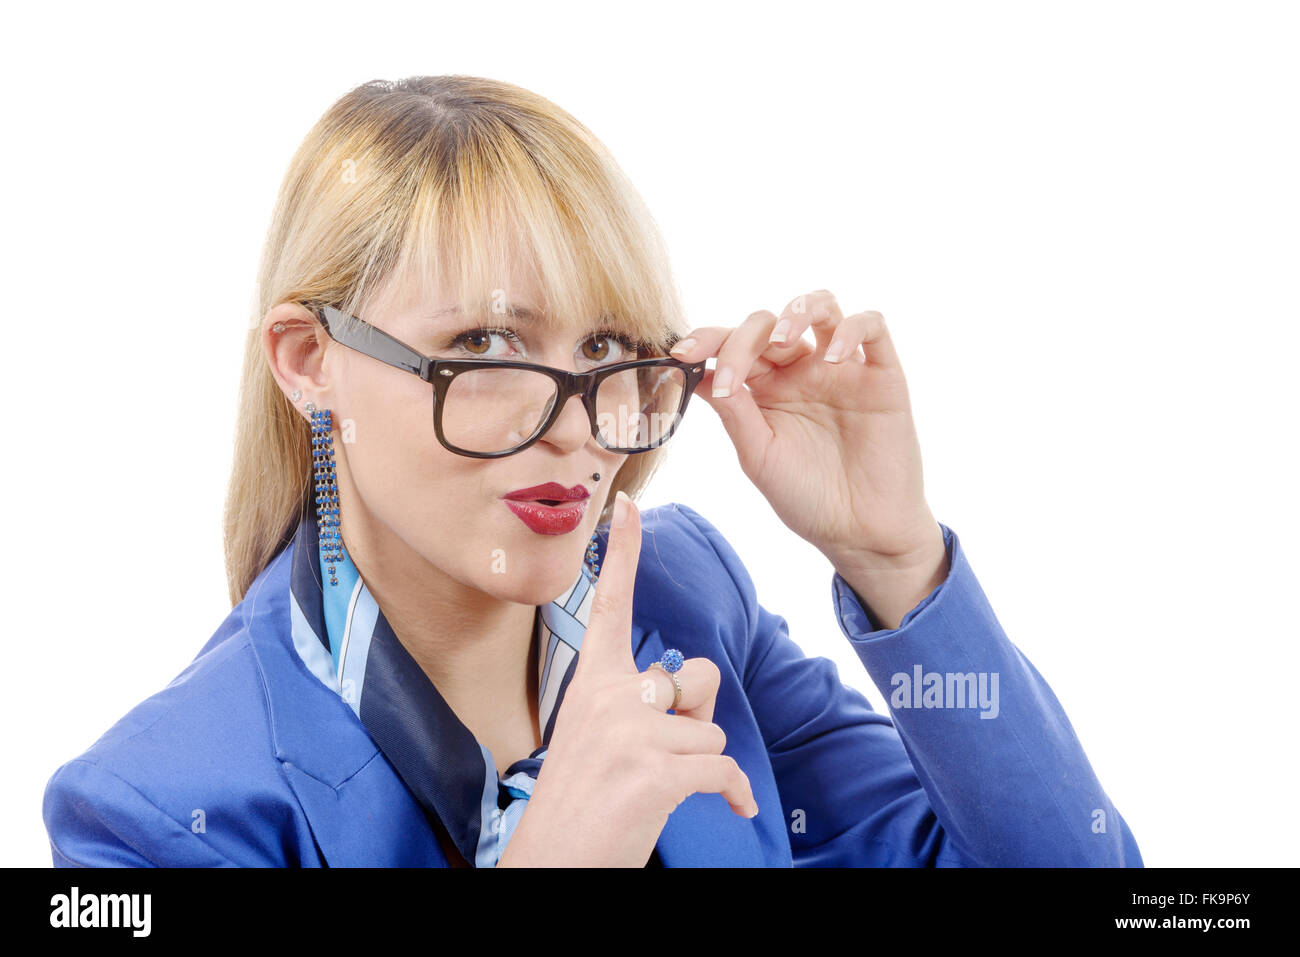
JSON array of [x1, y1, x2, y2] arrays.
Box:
[[539, 389, 595, 453]]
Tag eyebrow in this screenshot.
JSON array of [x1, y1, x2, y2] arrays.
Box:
[[428, 304, 634, 337], [422, 305, 658, 356], [428, 304, 544, 323]]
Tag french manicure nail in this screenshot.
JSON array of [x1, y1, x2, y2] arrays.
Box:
[[712, 367, 733, 397], [824, 342, 845, 363], [669, 337, 696, 357], [613, 489, 629, 528], [769, 319, 790, 344]]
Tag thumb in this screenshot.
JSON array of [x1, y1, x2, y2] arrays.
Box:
[[574, 489, 642, 676]]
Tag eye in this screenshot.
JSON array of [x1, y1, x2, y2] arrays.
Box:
[[447, 326, 523, 358], [581, 332, 641, 363]]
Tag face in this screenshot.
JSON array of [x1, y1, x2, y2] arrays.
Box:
[[275, 268, 633, 607]]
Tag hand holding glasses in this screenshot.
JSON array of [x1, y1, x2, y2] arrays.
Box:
[[314, 306, 706, 458]]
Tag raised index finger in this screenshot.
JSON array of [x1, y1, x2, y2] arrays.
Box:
[[574, 490, 642, 677]]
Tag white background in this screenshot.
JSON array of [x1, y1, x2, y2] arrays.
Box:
[[3, 0, 1295, 868]]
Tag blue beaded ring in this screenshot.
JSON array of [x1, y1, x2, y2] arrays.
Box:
[[308, 403, 345, 587], [648, 656, 684, 711]]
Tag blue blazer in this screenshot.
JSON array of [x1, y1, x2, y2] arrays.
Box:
[[43, 502, 1142, 867]]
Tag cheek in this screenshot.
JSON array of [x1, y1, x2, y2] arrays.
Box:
[[344, 388, 499, 547], [344, 387, 446, 509]]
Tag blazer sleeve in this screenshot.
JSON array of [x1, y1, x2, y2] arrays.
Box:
[[674, 504, 1143, 867], [43, 758, 241, 867]]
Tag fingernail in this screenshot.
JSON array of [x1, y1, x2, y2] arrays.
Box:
[[769, 319, 790, 344], [824, 342, 845, 363], [613, 489, 630, 528], [747, 803, 759, 818], [669, 337, 696, 357], [712, 367, 733, 398]]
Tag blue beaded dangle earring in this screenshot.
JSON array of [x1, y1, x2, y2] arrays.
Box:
[[307, 402, 345, 586], [583, 533, 601, 582]]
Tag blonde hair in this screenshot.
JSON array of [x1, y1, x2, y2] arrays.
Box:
[[223, 75, 689, 607]]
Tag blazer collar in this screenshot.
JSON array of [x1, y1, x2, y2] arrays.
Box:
[[238, 512, 762, 867]]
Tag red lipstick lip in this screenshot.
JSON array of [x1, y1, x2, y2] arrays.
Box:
[[500, 482, 591, 503], [503, 498, 588, 535]]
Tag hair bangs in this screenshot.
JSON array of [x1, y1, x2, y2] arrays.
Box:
[[388, 113, 684, 354]]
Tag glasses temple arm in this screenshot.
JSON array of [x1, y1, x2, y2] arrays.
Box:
[[318, 305, 428, 377]]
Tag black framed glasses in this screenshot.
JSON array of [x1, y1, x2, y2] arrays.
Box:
[[314, 305, 706, 458]]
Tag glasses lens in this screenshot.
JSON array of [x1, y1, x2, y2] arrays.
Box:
[[442, 366, 560, 454], [595, 365, 687, 450], [439, 363, 688, 454]]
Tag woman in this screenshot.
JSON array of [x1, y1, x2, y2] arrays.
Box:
[[42, 75, 1142, 867]]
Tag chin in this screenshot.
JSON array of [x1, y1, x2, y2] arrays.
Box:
[[495, 580, 581, 607], [479, 559, 585, 606]]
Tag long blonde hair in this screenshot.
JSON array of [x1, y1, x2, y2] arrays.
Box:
[[223, 75, 688, 607]]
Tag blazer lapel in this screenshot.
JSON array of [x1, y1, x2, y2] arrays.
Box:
[[244, 545, 444, 866]]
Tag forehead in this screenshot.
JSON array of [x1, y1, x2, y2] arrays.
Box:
[[364, 259, 628, 343], [371, 301, 618, 353], [423, 301, 613, 333], [429, 302, 545, 323]]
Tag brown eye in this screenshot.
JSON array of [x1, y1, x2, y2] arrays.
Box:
[[444, 326, 523, 358], [461, 330, 492, 355], [580, 332, 640, 364], [581, 335, 611, 361]]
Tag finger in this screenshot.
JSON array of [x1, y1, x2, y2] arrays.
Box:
[[827, 310, 900, 368], [669, 326, 732, 362], [769, 290, 843, 355], [637, 657, 722, 721], [669, 753, 758, 818], [708, 309, 783, 400], [767, 291, 824, 348], [795, 293, 898, 369], [692, 368, 774, 481], [644, 711, 729, 756], [575, 490, 641, 676], [759, 334, 817, 369], [669, 322, 783, 384], [775, 292, 901, 368], [756, 294, 821, 369]]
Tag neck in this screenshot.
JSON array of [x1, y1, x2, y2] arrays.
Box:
[[337, 504, 542, 737]]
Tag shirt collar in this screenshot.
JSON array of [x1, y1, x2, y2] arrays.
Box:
[[286, 501, 596, 867]]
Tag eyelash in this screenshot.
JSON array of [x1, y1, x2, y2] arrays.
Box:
[[445, 325, 643, 359]]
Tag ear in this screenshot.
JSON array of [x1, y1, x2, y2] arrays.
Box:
[[263, 303, 333, 420]]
